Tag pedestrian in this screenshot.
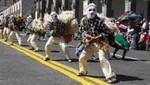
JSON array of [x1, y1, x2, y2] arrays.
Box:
[[141, 18, 149, 34], [138, 29, 146, 50], [130, 20, 141, 50], [44, 11, 72, 63], [76, 3, 117, 83], [145, 30, 150, 51]]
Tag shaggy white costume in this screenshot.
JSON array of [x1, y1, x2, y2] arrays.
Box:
[[3, 27, 10, 41], [8, 15, 22, 45], [27, 17, 44, 51], [2, 17, 10, 41], [77, 3, 117, 83], [0, 19, 3, 39], [44, 11, 79, 63]]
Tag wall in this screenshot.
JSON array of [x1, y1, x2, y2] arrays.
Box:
[[112, 0, 125, 19], [136, 0, 148, 18], [22, 0, 35, 18]]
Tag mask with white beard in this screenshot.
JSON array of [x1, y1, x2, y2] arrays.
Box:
[[50, 11, 58, 22], [86, 3, 97, 19]]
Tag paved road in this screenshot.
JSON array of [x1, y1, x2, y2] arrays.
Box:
[[0, 33, 150, 85], [0, 42, 81, 85]]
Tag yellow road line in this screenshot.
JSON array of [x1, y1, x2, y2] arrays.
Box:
[[15, 44, 109, 85], [17, 47, 108, 85], [0, 40, 110, 85]]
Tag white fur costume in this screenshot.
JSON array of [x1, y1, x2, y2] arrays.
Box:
[[0, 19, 4, 39], [97, 13, 118, 32], [2, 18, 10, 41], [8, 15, 22, 45], [77, 3, 117, 83], [27, 17, 44, 51], [44, 11, 79, 62]]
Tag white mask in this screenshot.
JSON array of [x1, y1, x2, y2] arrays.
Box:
[[86, 3, 97, 19], [50, 11, 58, 22]]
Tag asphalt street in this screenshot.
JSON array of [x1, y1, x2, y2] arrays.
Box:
[[0, 32, 150, 85], [0, 41, 81, 85]]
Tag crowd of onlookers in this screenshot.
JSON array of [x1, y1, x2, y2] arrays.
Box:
[[120, 18, 150, 51]]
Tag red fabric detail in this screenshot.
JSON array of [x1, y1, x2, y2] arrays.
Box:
[[146, 36, 150, 42], [64, 35, 72, 43]]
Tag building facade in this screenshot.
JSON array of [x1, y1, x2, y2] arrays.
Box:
[[111, 0, 150, 19], [0, 0, 35, 19], [1, 0, 150, 20], [34, 0, 150, 20], [35, 0, 83, 20]]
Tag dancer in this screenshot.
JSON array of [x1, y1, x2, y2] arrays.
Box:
[[77, 3, 117, 83], [44, 11, 78, 63]]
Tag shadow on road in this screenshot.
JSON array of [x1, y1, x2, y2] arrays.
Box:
[[87, 75, 105, 78], [53, 58, 78, 62], [20, 44, 29, 47], [54, 58, 100, 63], [110, 57, 148, 62], [86, 74, 143, 84], [117, 74, 143, 81], [51, 50, 60, 53]]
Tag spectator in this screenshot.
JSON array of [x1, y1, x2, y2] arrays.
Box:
[[138, 29, 146, 50], [145, 30, 150, 51], [130, 21, 141, 50], [141, 18, 149, 34]]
